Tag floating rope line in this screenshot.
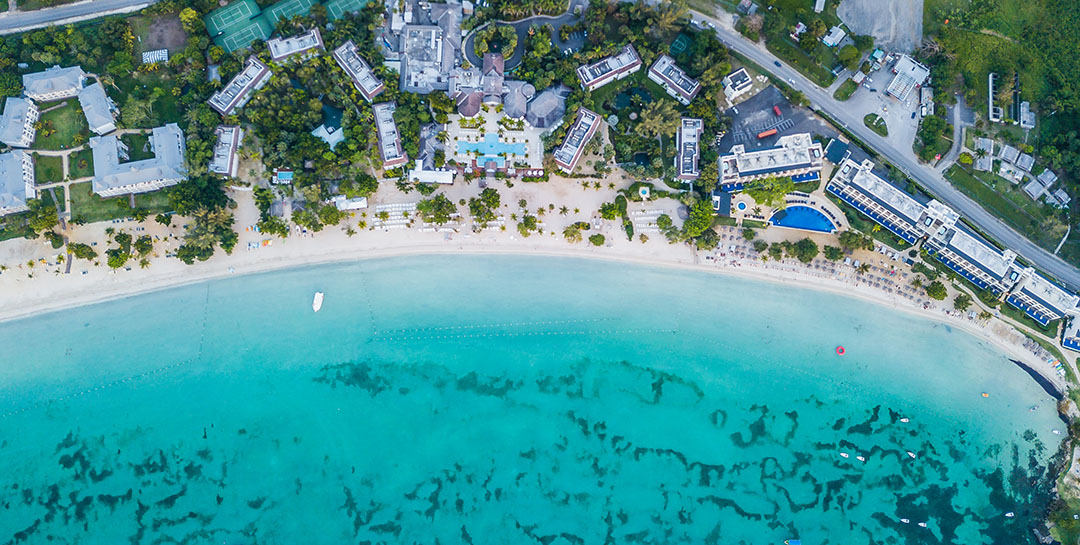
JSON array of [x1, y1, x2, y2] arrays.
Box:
[[1, 285, 215, 420]]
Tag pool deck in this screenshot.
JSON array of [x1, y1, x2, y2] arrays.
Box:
[[446, 110, 544, 170]]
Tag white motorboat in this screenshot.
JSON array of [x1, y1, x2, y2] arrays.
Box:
[[312, 291, 324, 312], [907, 451, 917, 459]]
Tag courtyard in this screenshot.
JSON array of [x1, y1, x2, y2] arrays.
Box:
[[445, 108, 545, 171]]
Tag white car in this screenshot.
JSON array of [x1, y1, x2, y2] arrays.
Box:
[[788, 78, 795, 84]]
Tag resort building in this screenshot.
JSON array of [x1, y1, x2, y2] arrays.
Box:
[[77, 82, 117, 135], [208, 125, 243, 178], [1063, 318, 1080, 353], [923, 213, 1018, 295], [332, 40, 385, 101], [0, 150, 35, 216], [525, 85, 571, 129], [1019, 101, 1036, 129], [89, 123, 186, 198], [575, 45, 642, 92], [718, 133, 823, 191], [675, 118, 703, 181], [396, 2, 463, 93], [553, 108, 601, 173], [1006, 269, 1080, 326], [885, 55, 930, 102], [408, 167, 455, 185], [208, 57, 273, 116], [448, 53, 539, 121], [22, 65, 86, 101], [329, 194, 368, 211], [267, 28, 324, 62], [373, 102, 408, 169], [722, 67, 753, 103], [647, 55, 701, 105], [0, 97, 39, 148], [826, 158, 927, 245]]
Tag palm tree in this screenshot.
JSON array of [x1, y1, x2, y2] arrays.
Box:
[[857, 263, 871, 275], [563, 225, 582, 243]]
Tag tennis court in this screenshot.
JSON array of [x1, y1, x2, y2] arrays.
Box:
[[204, 0, 259, 35], [670, 33, 691, 55], [264, 0, 318, 24], [325, 0, 367, 19], [220, 19, 273, 52]]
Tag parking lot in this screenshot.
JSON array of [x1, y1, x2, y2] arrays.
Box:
[[841, 66, 920, 152], [719, 86, 839, 150]]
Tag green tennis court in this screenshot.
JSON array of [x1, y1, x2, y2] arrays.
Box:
[[204, 0, 259, 35], [264, 0, 317, 24], [325, 0, 367, 19], [220, 19, 273, 52], [670, 33, 691, 55]]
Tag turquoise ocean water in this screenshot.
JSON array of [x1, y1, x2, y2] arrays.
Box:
[[0, 255, 1064, 544]]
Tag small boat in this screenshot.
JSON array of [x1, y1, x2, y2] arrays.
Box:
[[856, 455, 866, 462], [1030, 406, 1039, 412], [1053, 430, 1062, 435], [900, 518, 910, 524], [840, 452, 849, 458], [918, 522, 927, 528], [312, 291, 324, 312], [784, 540, 801, 545], [900, 417, 910, 423], [1005, 512, 1015, 518], [907, 451, 917, 459]]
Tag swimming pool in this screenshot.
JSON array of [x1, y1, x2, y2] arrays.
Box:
[[457, 133, 526, 168], [769, 205, 836, 233]]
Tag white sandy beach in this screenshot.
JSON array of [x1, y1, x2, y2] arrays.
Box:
[[0, 183, 1069, 392]]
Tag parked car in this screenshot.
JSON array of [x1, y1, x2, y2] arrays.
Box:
[[774, 61, 782, 67]]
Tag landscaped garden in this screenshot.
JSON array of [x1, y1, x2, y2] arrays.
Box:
[[68, 181, 172, 224], [863, 113, 888, 137], [121, 133, 155, 162], [32, 154, 64, 184], [33, 101, 89, 151], [69, 148, 95, 179]]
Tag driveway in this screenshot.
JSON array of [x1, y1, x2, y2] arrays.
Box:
[[463, 7, 585, 71], [841, 75, 920, 156], [0, 0, 158, 35], [690, 7, 1080, 289]]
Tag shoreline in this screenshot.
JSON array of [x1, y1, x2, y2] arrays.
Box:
[[0, 228, 1069, 393]]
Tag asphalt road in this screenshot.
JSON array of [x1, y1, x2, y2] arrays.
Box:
[[0, 0, 156, 35], [691, 9, 1080, 289]]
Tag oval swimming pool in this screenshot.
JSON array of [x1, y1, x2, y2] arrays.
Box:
[[769, 205, 836, 233]]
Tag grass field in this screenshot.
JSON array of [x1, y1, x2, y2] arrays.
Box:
[[122, 133, 154, 162], [34, 101, 88, 151], [69, 148, 94, 179], [765, 36, 836, 87], [833, 79, 858, 101], [943, 164, 1059, 245], [863, 114, 888, 136], [32, 154, 63, 184], [68, 182, 172, 224]]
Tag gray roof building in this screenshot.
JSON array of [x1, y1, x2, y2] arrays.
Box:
[[999, 144, 1020, 164], [0, 150, 35, 216], [647, 54, 701, 105], [373, 102, 408, 169], [553, 107, 601, 173], [90, 124, 186, 197], [525, 85, 570, 129], [208, 125, 243, 177], [332, 40, 385, 101], [267, 28, 324, 62], [502, 80, 535, 120], [885, 56, 930, 101], [22, 65, 86, 101], [676, 118, 702, 180], [398, 2, 462, 93], [722, 67, 753, 102], [0, 97, 38, 148], [77, 82, 117, 135], [208, 57, 273, 116], [576, 45, 642, 91]]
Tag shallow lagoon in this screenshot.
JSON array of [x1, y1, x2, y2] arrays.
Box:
[[0, 255, 1063, 544]]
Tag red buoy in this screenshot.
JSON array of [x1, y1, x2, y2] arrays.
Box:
[[836, 346, 845, 356]]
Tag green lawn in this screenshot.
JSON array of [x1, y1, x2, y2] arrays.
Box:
[[15, 0, 79, 10], [765, 36, 836, 87], [121, 133, 154, 162], [943, 164, 1059, 245], [34, 101, 89, 151], [32, 154, 64, 184], [833, 79, 858, 101], [863, 114, 888, 136], [68, 181, 172, 224], [69, 148, 94, 179]]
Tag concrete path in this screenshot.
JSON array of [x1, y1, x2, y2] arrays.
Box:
[[0, 0, 157, 35], [689, 7, 1080, 289]]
